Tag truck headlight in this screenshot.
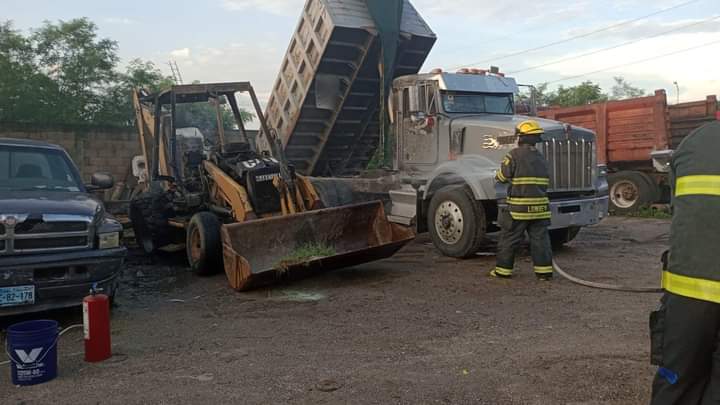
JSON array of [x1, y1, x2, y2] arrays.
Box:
[[597, 164, 608, 177], [98, 232, 120, 249]]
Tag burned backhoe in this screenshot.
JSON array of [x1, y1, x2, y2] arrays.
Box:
[[130, 82, 413, 290]]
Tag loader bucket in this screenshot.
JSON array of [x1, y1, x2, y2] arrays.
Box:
[[221, 201, 415, 291]]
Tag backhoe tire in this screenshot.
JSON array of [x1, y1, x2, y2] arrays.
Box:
[[428, 185, 486, 258], [550, 226, 581, 250], [129, 191, 173, 254], [608, 171, 658, 215], [186, 212, 223, 276]]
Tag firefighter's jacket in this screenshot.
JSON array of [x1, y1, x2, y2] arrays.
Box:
[[664, 121, 720, 304], [496, 144, 551, 220]]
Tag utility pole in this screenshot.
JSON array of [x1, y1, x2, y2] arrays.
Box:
[[673, 81, 680, 104]]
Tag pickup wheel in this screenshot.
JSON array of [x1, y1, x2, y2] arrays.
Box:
[[186, 212, 223, 276], [608, 171, 657, 214], [550, 226, 581, 250], [129, 191, 173, 254], [427, 185, 486, 258]]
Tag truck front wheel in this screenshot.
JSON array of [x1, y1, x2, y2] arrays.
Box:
[[186, 212, 223, 276], [427, 185, 486, 258], [608, 171, 657, 214]]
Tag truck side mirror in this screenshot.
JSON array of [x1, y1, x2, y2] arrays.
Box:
[[89, 172, 114, 190]]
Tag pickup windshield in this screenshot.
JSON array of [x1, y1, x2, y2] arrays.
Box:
[[0, 146, 82, 192], [441, 91, 514, 114]]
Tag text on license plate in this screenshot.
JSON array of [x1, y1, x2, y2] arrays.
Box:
[[0, 285, 35, 307]]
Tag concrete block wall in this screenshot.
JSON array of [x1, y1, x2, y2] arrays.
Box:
[[0, 123, 140, 183]]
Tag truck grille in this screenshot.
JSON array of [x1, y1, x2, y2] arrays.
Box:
[[0, 215, 93, 256], [541, 138, 595, 191], [15, 220, 88, 234]]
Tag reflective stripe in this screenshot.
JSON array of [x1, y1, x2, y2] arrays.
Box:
[[510, 211, 552, 220], [494, 266, 513, 276], [507, 197, 550, 205], [534, 266, 553, 274], [511, 177, 550, 186], [675, 175, 720, 197], [662, 271, 720, 304], [496, 171, 507, 182]]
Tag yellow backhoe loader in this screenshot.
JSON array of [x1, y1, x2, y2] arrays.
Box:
[[130, 82, 413, 290]]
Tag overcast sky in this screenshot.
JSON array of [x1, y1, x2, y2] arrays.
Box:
[[5, 0, 719, 110]]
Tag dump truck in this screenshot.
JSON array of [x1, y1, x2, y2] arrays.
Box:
[[380, 69, 609, 256], [265, 0, 607, 256], [129, 82, 413, 290], [539, 91, 719, 213]]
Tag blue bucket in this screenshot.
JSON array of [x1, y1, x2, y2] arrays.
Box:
[[6, 320, 59, 386]]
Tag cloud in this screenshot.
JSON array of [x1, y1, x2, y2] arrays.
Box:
[[103, 17, 138, 25], [221, 0, 300, 15], [566, 18, 720, 41], [531, 31, 720, 101], [161, 42, 284, 125], [170, 48, 191, 59], [414, 0, 593, 22]]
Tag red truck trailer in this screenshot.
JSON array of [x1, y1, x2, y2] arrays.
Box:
[[538, 90, 718, 213]]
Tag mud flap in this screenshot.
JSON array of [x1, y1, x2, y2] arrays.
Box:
[[650, 303, 667, 366]]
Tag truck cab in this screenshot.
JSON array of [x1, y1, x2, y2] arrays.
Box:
[[388, 70, 609, 257]]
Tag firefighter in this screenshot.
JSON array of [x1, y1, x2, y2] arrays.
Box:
[[492, 120, 553, 280], [650, 121, 720, 404]]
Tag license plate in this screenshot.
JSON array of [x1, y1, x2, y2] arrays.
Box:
[[0, 285, 35, 307]]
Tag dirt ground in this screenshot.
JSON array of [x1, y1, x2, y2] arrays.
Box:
[[1, 216, 669, 404]]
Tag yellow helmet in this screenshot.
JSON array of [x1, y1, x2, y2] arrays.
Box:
[[516, 120, 544, 136]]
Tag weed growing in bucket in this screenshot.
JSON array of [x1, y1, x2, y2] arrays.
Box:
[[277, 243, 336, 271]]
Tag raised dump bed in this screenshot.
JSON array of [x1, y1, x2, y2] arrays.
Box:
[[262, 0, 435, 176]]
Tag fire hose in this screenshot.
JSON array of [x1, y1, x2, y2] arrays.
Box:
[[552, 259, 663, 293]]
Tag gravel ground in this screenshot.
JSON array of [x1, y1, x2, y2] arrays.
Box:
[[1, 216, 669, 404]]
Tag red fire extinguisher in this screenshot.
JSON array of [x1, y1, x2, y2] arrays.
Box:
[[83, 283, 111, 362]]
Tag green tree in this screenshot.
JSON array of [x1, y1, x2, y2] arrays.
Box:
[[175, 80, 254, 132], [95, 59, 174, 126], [32, 18, 119, 124], [0, 18, 255, 128], [610, 76, 646, 100], [545, 81, 608, 107], [0, 21, 58, 122]]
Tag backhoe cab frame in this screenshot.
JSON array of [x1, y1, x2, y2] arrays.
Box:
[[133, 82, 279, 185]]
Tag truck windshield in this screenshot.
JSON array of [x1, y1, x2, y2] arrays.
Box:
[[441, 91, 514, 114], [0, 146, 82, 192]]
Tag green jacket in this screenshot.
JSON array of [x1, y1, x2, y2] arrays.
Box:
[[664, 121, 720, 303], [496, 144, 551, 220]]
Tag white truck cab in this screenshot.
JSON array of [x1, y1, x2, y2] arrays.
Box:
[[387, 69, 609, 257]]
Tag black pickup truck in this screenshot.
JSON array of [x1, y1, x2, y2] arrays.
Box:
[[0, 138, 126, 316]]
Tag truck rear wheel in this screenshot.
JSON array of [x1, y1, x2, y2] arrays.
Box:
[[427, 185, 486, 258], [186, 212, 223, 276], [608, 171, 657, 214], [129, 191, 173, 254]]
